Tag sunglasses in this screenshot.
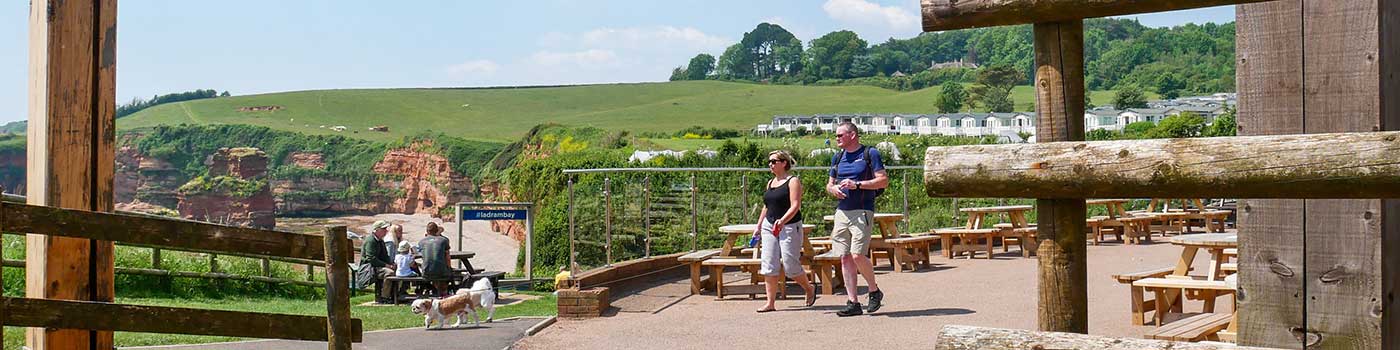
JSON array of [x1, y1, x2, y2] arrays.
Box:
[[767, 159, 785, 164]]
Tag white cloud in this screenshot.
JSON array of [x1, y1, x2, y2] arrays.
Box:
[[578, 26, 731, 52], [528, 49, 620, 68], [822, 0, 918, 32], [445, 60, 501, 76]]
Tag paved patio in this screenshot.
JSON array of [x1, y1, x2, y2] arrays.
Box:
[[516, 238, 1232, 349]]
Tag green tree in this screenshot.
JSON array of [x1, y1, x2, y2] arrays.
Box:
[[715, 44, 752, 80], [669, 67, 688, 81], [1149, 112, 1207, 138], [1123, 121, 1157, 137], [1113, 85, 1149, 109], [937, 81, 966, 113], [1202, 107, 1237, 137], [1156, 73, 1185, 100], [738, 23, 803, 80], [968, 64, 1024, 112], [685, 54, 716, 80], [806, 30, 868, 79]]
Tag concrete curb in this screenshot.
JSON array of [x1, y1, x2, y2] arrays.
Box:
[[524, 316, 558, 336]]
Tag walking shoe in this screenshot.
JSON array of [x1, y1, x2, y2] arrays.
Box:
[[866, 289, 884, 313], [837, 301, 864, 317]]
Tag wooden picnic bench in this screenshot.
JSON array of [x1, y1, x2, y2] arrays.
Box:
[[701, 258, 765, 299], [937, 228, 1000, 259], [811, 250, 844, 295], [1132, 277, 1236, 326], [1112, 266, 1187, 325], [382, 270, 506, 304], [1144, 312, 1233, 342], [680, 249, 721, 294], [884, 234, 938, 271]]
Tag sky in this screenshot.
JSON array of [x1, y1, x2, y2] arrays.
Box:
[[0, 1, 1236, 124]]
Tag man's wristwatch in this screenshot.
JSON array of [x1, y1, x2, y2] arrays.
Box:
[[855, 181, 862, 189]]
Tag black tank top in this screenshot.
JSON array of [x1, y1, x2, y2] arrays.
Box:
[[764, 177, 801, 224]]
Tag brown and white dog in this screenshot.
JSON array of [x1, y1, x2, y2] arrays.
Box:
[[410, 278, 496, 329]]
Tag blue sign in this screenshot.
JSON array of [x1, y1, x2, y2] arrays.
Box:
[[462, 209, 528, 221]]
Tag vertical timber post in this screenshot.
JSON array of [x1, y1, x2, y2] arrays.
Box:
[[1032, 19, 1088, 334], [26, 1, 118, 349], [323, 226, 352, 350]]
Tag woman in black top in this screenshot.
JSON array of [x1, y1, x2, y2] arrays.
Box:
[[753, 150, 817, 312]]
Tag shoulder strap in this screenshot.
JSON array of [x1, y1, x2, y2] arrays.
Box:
[[862, 146, 875, 180]]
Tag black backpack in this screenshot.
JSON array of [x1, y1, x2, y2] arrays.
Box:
[[830, 146, 885, 199]]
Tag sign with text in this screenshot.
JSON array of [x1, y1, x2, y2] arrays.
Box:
[[462, 209, 528, 221]]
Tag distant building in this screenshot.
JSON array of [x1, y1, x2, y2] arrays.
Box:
[[929, 58, 979, 70]]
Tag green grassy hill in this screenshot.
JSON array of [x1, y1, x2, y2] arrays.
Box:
[[119, 80, 1132, 143]]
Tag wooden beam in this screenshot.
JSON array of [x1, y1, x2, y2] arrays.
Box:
[[1235, 2, 1304, 347], [1031, 20, 1087, 334], [933, 325, 1285, 350], [921, 0, 1273, 31], [2, 297, 363, 342], [2, 202, 326, 260], [1301, 0, 1387, 347], [26, 0, 117, 348], [1385, 0, 1400, 346], [324, 226, 353, 350], [1, 259, 331, 289], [921, 131, 1400, 199]]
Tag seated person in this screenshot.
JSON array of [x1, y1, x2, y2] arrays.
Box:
[[394, 241, 420, 277], [362, 220, 397, 303], [418, 222, 454, 296]]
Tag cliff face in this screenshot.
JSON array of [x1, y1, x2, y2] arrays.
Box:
[[371, 142, 474, 217], [479, 180, 527, 242], [0, 149, 23, 195], [176, 147, 276, 229], [115, 138, 184, 209]]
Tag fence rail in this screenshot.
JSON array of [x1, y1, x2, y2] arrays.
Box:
[[0, 200, 362, 346]]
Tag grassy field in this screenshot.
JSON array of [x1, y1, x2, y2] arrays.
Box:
[[119, 81, 1136, 143]]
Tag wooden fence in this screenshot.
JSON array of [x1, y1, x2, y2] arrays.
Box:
[[0, 200, 363, 348]]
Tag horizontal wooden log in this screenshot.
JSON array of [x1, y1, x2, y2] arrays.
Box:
[[1, 202, 327, 260], [0, 259, 329, 288], [923, 131, 1400, 198], [921, 0, 1273, 31], [2, 297, 362, 342], [934, 325, 1282, 349]]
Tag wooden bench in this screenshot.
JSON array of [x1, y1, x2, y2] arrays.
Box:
[[701, 258, 763, 299], [1112, 267, 1181, 325], [938, 228, 1000, 259], [679, 249, 721, 294], [1086, 216, 1123, 245], [1117, 215, 1156, 244], [885, 235, 938, 272], [991, 225, 1037, 257], [811, 250, 844, 295], [1200, 210, 1232, 232], [1144, 312, 1233, 342], [1133, 277, 1235, 325], [382, 275, 463, 304]]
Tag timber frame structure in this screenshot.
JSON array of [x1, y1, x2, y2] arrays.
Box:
[[920, 0, 1399, 348], [20, 1, 362, 349]]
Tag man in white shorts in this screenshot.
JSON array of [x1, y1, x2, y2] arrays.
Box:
[[825, 122, 888, 316]]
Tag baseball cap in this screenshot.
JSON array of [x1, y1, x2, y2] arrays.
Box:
[[371, 220, 391, 231]]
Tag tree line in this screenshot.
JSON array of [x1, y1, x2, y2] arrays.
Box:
[[671, 18, 1235, 99], [117, 89, 230, 118]]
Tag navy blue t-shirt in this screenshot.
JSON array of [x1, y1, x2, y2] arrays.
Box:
[[828, 146, 884, 211]]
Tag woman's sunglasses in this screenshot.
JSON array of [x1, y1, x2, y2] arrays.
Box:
[[767, 159, 785, 164]]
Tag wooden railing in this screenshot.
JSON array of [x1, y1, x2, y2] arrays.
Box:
[[0, 201, 363, 348]]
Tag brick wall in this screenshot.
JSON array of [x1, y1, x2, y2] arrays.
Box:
[[557, 287, 610, 318]]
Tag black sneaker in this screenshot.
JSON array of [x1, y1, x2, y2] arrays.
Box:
[[866, 290, 884, 313], [837, 301, 864, 317]]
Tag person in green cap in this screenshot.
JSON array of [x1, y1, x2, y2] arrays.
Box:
[[363, 220, 397, 303]]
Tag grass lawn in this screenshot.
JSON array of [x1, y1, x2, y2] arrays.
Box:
[[1, 291, 557, 348], [119, 81, 1140, 143]]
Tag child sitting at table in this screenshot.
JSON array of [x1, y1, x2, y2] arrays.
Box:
[[394, 241, 421, 277]]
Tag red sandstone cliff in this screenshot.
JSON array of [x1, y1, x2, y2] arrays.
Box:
[[371, 142, 474, 218], [176, 147, 276, 229]]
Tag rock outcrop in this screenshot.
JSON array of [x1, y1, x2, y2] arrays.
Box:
[[176, 147, 276, 229], [115, 134, 183, 209], [479, 181, 527, 242], [286, 151, 326, 170], [0, 148, 24, 195], [371, 142, 474, 217]]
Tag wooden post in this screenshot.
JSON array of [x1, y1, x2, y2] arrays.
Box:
[[323, 226, 352, 350], [921, 0, 1272, 31], [1032, 20, 1087, 334], [26, 1, 117, 349], [262, 258, 272, 277], [151, 248, 161, 269], [1385, 0, 1400, 347]]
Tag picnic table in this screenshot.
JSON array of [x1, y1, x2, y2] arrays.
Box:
[[1144, 233, 1238, 325], [1086, 199, 1130, 219], [959, 205, 1032, 229], [1168, 234, 1237, 281], [947, 205, 1033, 258]]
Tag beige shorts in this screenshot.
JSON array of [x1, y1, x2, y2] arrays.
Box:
[[832, 209, 873, 256]]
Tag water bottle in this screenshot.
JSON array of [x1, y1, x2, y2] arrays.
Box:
[[748, 233, 760, 248]]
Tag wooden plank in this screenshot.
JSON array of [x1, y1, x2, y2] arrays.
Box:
[[933, 325, 1286, 350], [2, 297, 362, 342], [1386, 0, 1400, 345], [324, 226, 353, 350], [26, 0, 118, 348], [1236, 1, 1305, 347], [1302, 0, 1385, 348], [2, 202, 326, 260], [1032, 20, 1087, 334], [920, 0, 1272, 31]]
